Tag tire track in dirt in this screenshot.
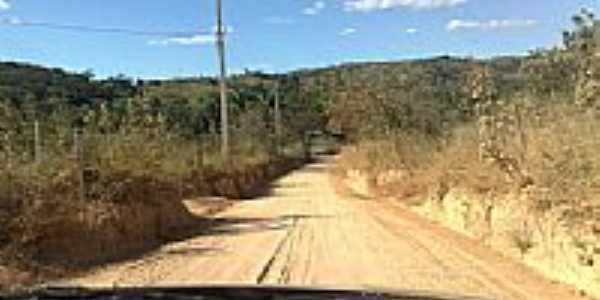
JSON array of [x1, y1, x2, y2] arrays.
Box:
[[255, 217, 299, 284]]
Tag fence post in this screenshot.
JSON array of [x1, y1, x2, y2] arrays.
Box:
[[200, 135, 206, 167], [73, 129, 85, 202], [193, 138, 199, 170], [4, 132, 11, 170], [106, 133, 114, 163], [34, 120, 42, 165], [3, 132, 13, 205]]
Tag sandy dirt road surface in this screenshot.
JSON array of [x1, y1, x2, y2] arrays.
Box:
[[65, 157, 587, 300]]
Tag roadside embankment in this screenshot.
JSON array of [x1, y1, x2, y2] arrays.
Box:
[[0, 156, 306, 288], [335, 158, 600, 299]]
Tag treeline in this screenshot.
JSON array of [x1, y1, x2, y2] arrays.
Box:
[[0, 63, 136, 107], [296, 54, 570, 140], [0, 63, 323, 140], [0, 62, 329, 205]]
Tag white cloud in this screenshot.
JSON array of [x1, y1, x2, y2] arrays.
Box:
[[339, 27, 357, 36], [148, 24, 234, 46], [406, 28, 418, 34], [0, 0, 11, 10], [149, 34, 215, 46], [264, 16, 295, 25], [303, 1, 326, 15], [446, 19, 538, 31], [344, 0, 466, 12]]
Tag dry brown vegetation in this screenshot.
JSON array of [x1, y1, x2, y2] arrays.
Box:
[[0, 135, 305, 286], [334, 97, 600, 297], [0, 70, 315, 287]]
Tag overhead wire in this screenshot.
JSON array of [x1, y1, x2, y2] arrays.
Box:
[[0, 17, 212, 38]]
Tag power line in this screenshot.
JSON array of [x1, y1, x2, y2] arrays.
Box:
[[0, 18, 210, 37]]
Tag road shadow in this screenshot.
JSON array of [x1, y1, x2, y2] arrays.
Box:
[[161, 246, 221, 257], [45, 213, 332, 285], [166, 213, 333, 243]]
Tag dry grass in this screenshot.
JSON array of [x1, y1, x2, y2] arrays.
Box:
[[337, 103, 600, 226], [335, 102, 600, 297], [336, 133, 438, 175], [0, 113, 306, 285], [522, 105, 600, 224], [336, 126, 507, 200]]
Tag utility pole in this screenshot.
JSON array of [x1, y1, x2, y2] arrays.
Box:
[[274, 81, 282, 155], [216, 0, 229, 159]]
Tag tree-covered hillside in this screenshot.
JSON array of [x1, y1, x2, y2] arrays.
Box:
[[293, 55, 529, 139]]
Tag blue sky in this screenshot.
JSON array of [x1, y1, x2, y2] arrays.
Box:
[[0, 0, 596, 78]]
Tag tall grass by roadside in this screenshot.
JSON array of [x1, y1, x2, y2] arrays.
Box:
[[0, 98, 307, 273], [336, 102, 600, 225], [334, 101, 600, 299]]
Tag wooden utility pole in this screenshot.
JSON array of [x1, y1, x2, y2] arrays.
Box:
[[216, 0, 229, 159], [274, 81, 282, 155]]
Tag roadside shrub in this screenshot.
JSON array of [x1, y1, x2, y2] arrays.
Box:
[[523, 105, 600, 220], [0, 94, 308, 272]]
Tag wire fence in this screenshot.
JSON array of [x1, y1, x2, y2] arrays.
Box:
[[0, 119, 303, 209]]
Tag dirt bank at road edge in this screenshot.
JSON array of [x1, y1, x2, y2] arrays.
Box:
[[0, 157, 306, 289], [335, 168, 599, 299]]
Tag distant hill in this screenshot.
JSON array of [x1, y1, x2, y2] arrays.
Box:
[[0, 56, 531, 135], [0, 62, 139, 107]]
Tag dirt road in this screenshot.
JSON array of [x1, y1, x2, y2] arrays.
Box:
[[66, 157, 587, 300]]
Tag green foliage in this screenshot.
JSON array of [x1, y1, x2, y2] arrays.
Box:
[[563, 9, 600, 107], [295, 57, 524, 141], [521, 49, 576, 100]]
